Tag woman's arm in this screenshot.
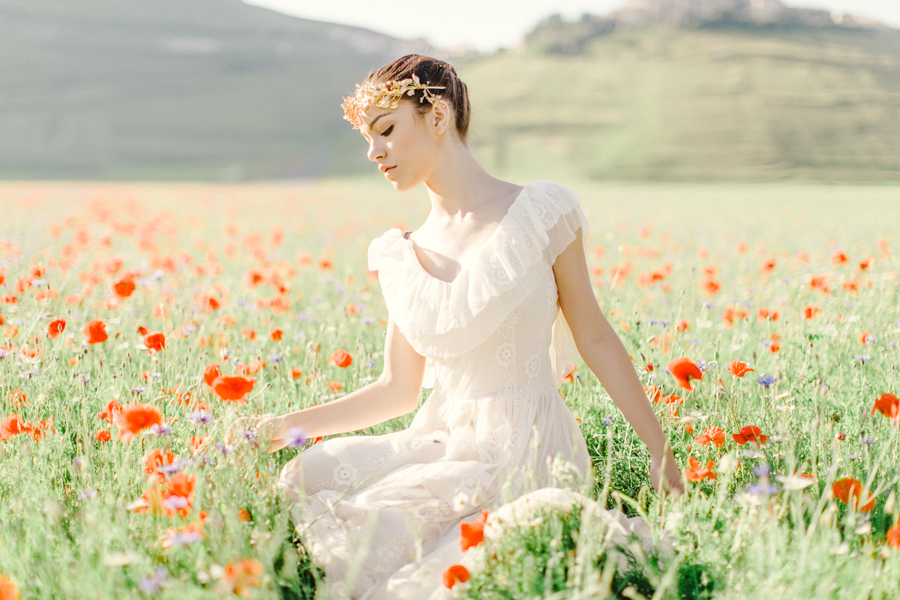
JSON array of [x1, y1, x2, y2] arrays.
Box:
[[264, 318, 426, 452], [553, 228, 684, 494]]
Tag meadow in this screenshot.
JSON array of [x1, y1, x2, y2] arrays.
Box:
[[0, 178, 899, 599]]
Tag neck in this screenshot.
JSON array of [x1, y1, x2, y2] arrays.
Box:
[[422, 140, 502, 219]]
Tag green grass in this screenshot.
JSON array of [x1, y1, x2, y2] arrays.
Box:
[[0, 178, 899, 598]]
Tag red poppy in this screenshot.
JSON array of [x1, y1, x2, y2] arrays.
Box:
[[95, 430, 112, 442], [83, 319, 108, 344], [328, 349, 353, 368], [694, 426, 726, 448], [143, 331, 166, 354], [0, 575, 20, 600], [685, 457, 716, 481], [888, 520, 900, 549], [460, 509, 489, 551], [668, 357, 703, 391], [327, 381, 344, 392], [803, 305, 822, 320], [0, 414, 26, 441], [442, 564, 470, 589], [203, 364, 220, 387], [700, 279, 720, 297], [831, 250, 848, 266], [727, 361, 754, 377], [211, 376, 255, 403], [732, 426, 768, 447], [563, 366, 577, 383], [242, 328, 257, 341], [190, 435, 209, 452], [166, 471, 196, 499], [809, 275, 830, 294], [112, 403, 163, 442], [871, 393, 899, 421], [223, 558, 263, 596], [7, 390, 27, 409], [269, 329, 283, 342], [97, 398, 123, 424], [47, 319, 66, 339], [859, 331, 874, 345], [290, 368, 303, 379], [832, 478, 875, 512], [144, 448, 176, 484], [112, 278, 136, 298], [757, 307, 779, 322]]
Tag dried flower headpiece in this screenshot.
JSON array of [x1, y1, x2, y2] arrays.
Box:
[[341, 74, 445, 130]]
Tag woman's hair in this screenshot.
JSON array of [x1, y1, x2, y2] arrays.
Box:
[[361, 55, 472, 141]]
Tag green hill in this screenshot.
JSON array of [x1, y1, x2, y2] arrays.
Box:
[[0, 0, 427, 180], [461, 25, 900, 181]]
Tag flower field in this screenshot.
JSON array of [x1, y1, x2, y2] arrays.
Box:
[[1, 179, 899, 599]]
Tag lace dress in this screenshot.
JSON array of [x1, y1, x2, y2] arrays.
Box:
[[277, 181, 594, 599]]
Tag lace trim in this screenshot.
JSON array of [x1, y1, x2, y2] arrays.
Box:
[[367, 181, 590, 362]]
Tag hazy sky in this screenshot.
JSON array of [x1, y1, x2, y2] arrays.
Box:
[[244, 0, 900, 51]]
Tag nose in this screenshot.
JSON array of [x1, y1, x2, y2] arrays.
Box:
[[367, 138, 385, 163]]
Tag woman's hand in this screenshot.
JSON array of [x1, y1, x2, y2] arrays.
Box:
[[225, 414, 289, 454], [650, 448, 685, 496]]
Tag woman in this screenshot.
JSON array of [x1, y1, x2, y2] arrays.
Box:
[[230, 54, 683, 599]]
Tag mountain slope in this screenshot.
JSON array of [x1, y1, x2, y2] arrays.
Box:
[[0, 0, 426, 179]]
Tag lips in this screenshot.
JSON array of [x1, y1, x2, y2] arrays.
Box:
[[379, 165, 396, 175]]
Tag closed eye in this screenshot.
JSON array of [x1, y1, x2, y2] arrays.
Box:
[[381, 125, 394, 137]]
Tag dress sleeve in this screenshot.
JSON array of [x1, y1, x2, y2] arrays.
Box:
[[537, 182, 591, 266]]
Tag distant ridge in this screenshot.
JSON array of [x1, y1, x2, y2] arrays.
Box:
[[0, 0, 429, 180], [525, 0, 890, 54]]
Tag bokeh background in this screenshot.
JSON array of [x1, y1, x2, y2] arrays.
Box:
[[2, 0, 898, 183]]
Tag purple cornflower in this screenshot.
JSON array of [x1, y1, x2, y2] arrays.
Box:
[[139, 567, 169, 593], [757, 374, 777, 387], [162, 495, 190, 511], [166, 530, 204, 548], [752, 463, 770, 478], [156, 459, 193, 476], [187, 409, 211, 426], [855, 355, 870, 364], [746, 482, 778, 496], [216, 442, 234, 455], [285, 427, 308, 449], [149, 423, 171, 437]]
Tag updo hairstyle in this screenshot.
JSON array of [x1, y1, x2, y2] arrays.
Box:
[[362, 55, 472, 142]]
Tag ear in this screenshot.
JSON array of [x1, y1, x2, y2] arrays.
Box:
[[431, 100, 452, 136]]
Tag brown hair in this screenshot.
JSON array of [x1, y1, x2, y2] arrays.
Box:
[[362, 55, 471, 142]]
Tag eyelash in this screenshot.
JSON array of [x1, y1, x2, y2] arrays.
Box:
[[381, 125, 394, 137]]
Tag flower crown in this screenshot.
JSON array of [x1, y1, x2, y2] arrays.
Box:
[[341, 74, 445, 130]]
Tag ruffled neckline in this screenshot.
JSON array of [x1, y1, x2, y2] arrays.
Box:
[[367, 180, 590, 364], [398, 182, 535, 285]]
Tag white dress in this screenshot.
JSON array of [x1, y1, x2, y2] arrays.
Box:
[[278, 181, 594, 599]]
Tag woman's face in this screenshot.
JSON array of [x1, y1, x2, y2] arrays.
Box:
[[360, 101, 440, 192]]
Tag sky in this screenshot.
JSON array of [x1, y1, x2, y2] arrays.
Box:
[[244, 0, 900, 52]]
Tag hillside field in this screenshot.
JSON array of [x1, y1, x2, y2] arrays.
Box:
[[0, 178, 899, 598], [462, 26, 900, 181]]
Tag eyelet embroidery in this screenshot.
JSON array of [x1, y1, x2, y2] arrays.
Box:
[[333, 463, 358, 486], [525, 355, 540, 378], [496, 342, 515, 366]]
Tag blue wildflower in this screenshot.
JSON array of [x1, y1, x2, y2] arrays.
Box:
[[757, 374, 777, 387]]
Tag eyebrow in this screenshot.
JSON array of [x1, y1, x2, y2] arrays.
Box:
[[363, 112, 391, 132]]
